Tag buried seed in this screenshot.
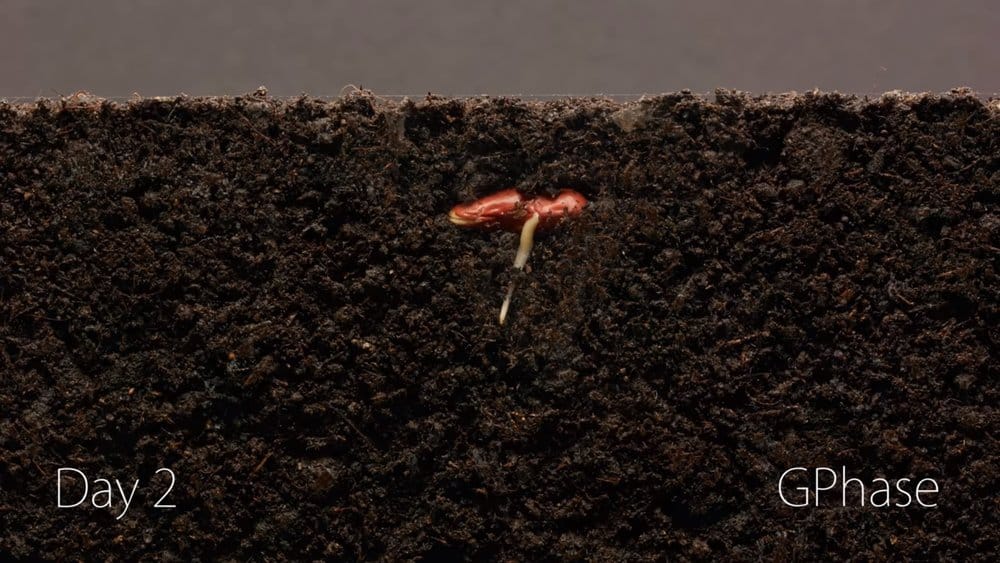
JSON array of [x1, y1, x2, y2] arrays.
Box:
[[448, 188, 587, 324]]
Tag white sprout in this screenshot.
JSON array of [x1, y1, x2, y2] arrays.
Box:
[[499, 212, 540, 325]]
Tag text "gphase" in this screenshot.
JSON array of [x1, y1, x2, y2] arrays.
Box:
[[779, 466, 939, 508]]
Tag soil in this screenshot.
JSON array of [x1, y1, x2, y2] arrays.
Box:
[[0, 90, 997, 561]]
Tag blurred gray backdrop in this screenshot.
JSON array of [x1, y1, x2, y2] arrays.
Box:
[[3, 0, 998, 98]]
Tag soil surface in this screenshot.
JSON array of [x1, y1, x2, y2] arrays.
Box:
[[1, 90, 998, 561]]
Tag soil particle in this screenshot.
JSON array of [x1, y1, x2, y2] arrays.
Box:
[[0, 90, 997, 560]]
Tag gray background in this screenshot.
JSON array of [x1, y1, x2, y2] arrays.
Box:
[[3, 0, 998, 99]]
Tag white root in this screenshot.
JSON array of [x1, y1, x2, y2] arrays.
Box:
[[499, 212, 540, 325], [498, 283, 516, 326], [512, 212, 540, 269]]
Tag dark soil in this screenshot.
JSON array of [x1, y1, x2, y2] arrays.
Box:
[[1, 90, 997, 561]]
